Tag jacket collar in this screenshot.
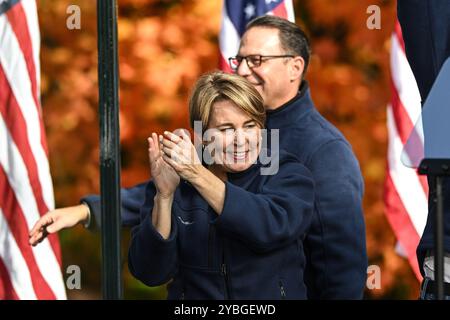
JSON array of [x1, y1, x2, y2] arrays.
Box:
[[226, 154, 264, 187], [266, 81, 314, 128]]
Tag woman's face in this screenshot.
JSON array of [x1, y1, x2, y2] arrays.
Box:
[[205, 100, 262, 173]]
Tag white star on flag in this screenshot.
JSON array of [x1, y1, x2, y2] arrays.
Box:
[[244, 3, 256, 19]]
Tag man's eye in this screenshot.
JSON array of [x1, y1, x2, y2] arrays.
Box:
[[219, 128, 233, 132], [245, 124, 256, 129]]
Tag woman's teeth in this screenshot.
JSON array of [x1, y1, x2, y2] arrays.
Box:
[[232, 151, 247, 160]]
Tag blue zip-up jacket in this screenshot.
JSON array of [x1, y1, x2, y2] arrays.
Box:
[[127, 151, 314, 299], [82, 82, 367, 299], [265, 83, 367, 299]]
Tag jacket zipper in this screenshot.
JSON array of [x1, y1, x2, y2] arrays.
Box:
[[279, 280, 286, 299], [221, 242, 232, 300], [221, 262, 230, 300]]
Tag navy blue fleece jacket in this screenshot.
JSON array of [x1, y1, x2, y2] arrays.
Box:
[[265, 83, 367, 299], [127, 151, 314, 299]]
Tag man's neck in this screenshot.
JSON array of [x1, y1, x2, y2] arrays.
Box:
[[265, 82, 305, 111]]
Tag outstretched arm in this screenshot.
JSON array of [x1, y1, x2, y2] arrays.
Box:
[[29, 204, 90, 246], [28, 182, 147, 246], [29, 133, 178, 246]]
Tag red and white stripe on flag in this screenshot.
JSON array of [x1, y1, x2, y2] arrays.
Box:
[[0, 0, 66, 299], [219, 0, 295, 73], [384, 21, 428, 281]]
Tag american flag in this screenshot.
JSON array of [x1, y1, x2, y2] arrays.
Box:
[[384, 20, 428, 280], [0, 0, 66, 299], [219, 0, 295, 73]]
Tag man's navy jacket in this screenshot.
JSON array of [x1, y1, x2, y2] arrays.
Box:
[[128, 152, 314, 299], [83, 82, 368, 299]]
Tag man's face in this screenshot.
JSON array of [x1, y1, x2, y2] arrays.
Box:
[[237, 27, 303, 110]]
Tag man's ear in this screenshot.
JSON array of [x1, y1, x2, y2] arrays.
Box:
[[289, 56, 305, 82]]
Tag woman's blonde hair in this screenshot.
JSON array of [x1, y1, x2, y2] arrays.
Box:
[[189, 71, 266, 130]]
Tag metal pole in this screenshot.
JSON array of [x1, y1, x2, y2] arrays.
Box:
[[97, 0, 122, 299], [435, 177, 444, 300]]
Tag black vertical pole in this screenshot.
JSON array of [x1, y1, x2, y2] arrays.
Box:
[[97, 0, 122, 299], [419, 160, 448, 300], [435, 177, 444, 300]]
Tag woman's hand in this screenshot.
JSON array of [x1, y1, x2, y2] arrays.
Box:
[[163, 130, 226, 215], [148, 132, 180, 197], [161, 130, 204, 182], [29, 204, 90, 246]]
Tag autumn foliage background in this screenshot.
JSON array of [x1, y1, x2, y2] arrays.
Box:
[[37, 0, 419, 299]]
